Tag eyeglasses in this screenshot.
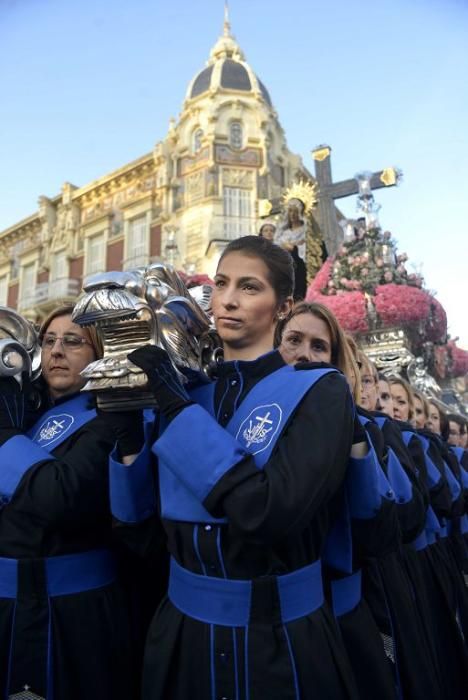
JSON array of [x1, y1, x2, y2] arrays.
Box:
[[41, 334, 91, 351]]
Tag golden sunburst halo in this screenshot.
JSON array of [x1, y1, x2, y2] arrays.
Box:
[[282, 179, 318, 214]]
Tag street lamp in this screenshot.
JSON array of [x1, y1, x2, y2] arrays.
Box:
[[164, 225, 180, 267]]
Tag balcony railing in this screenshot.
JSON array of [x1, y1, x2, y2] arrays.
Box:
[[209, 216, 258, 241], [122, 253, 150, 270], [19, 278, 81, 311]]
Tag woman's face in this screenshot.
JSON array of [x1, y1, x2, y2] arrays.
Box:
[[390, 383, 410, 422], [448, 420, 462, 447], [279, 313, 332, 365], [413, 396, 427, 429], [460, 428, 468, 449], [212, 252, 289, 360], [427, 404, 441, 435], [260, 225, 275, 241], [377, 379, 393, 417], [359, 367, 378, 411], [41, 314, 96, 400], [287, 200, 303, 226]]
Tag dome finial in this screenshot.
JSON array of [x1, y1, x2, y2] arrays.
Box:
[[223, 1, 231, 37]]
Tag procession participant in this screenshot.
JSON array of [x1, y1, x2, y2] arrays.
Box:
[[376, 374, 394, 417], [427, 399, 448, 439], [275, 198, 308, 300], [113, 236, 360, 699], [350, 364, 446, 700], [398, 410, 468, 698], [447, 413, 466, 448], [258, 220, 276, 241], [389, 377, 414, 424], [412, 389, 430, 430], [0, 304, 142, 700], [358, 355, 379, 413], [277, 302, 398, 700]]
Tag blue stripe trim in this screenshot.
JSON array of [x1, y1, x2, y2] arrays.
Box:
[[244, 626, 250, 700], [168, 558, 323, 626], [331, 570, 362, 617], [0, 549, 116, 599], [216, 381, 231, 422], [216, 527, 227, 579], [283, 624, 301, 700], [5, 601, 16, 694], [47, 596, 54, 700], [210, 624, 216, 700], [232, 628, 239, 700], [233, 363, 244, 411], [193, 525, 207, 576]]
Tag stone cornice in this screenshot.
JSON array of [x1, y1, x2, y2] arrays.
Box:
[[72, 152, 155, 203]]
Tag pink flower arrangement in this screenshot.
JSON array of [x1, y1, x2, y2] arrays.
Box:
[[447, 340, 468, 376], [307, 288, 369, 333], [306, 260, 447, 342], [373, 284, 447, 342], [308, 258, 334, 295]]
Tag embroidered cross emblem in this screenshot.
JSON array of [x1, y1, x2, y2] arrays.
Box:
[[243, 411, 274, 447]]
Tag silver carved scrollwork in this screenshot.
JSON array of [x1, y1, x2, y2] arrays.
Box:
[[72, 262, 221, 410], [407, 356, 442, 399], [359, 327, 414, 377], [0, 307, 41, 382]]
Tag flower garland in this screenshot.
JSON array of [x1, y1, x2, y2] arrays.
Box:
[[447, 340, 468, 376], [327, 228, 424, 295]]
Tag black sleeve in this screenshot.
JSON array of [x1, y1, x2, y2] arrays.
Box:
[[381, 421, 427, 542], [12, 417, 116, 527], [204, 373, 354, 543]]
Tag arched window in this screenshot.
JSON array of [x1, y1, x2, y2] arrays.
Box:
[[229, 121, 243, 150], [192, 128, 203, 154]]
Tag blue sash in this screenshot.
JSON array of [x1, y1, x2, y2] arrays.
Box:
[[2, 549, 116, 699], [443, 460, 462, 502], [28, 392, 96, 449], [361, 415, 414, 504], [168, 556, 323, 626], [331, 570, 362, 617], [401, 431, 442, 489], [0, 393, 96, 506], [157, 365, 336, 522]]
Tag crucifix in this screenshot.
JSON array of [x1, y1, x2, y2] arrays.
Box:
[[312, 144, 401, 256]]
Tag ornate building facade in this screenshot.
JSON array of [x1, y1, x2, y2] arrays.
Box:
[[0, 14, 313, 322]]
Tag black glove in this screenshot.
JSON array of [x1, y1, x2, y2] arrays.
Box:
[[0, 375, 33, 431], [128, 345, 192, 421], [99, 409, 145, 458], [0, 375, 35, 446]]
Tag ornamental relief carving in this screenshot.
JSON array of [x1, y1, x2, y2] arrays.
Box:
[[81, 175, 156, 224], [215, 144, 261, 167], [185, 171, 205, 203], [222, 168, 253, 188]]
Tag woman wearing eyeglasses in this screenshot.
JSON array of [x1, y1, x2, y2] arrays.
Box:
[[0, 304, 144, 700]]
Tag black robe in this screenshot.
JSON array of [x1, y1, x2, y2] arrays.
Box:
[[0, 399, 137, 700], [118, 351, 360, 700], [358, 411, 445, 700]]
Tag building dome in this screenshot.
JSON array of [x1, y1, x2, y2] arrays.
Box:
[[186, 11, 273, 107]]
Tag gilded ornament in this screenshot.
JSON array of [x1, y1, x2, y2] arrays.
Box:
[[282, 179, 318, 214], [380, 168, 397, 187], [311, 146, 331, 162], [258, 199, 272, 217]]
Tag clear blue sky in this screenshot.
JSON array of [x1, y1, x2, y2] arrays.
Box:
[[1, 0, 467, 345]]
